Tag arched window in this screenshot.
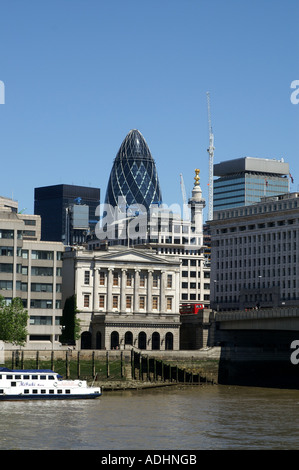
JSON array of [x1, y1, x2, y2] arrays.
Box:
[[152, 332, 160, 350], [124, 331, 133, 346], [111, 331, 119, 349], [138, 331, 147, 350], [96, 331, 102, 349], [81, 331, 91, 349], [165, 332, 173, 350]]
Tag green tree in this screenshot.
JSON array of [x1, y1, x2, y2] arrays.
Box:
[[0, 296, 29, 346], [60, 295, 81, 344]]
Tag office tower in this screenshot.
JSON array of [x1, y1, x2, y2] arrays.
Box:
[[34, 184, 100, 245], [104, 129, 162, 211], [213, 157, 290, 212], [210, 192, 299, 311], [0, 196, 64, 349]]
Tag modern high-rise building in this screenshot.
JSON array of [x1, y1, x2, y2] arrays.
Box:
[[213, 157, 290, 213], [0, 196, 64, 349], [104, 129, 162, 211], [34, 184, 100, 245], [210, 192, 299, 311]]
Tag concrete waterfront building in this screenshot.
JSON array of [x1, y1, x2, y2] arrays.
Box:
[[213, 157, 290, 212], [34, 184, 100, 245], [0, 196, 64, 349], [209, 192, 299, 311], [62, 245, 181, 350]]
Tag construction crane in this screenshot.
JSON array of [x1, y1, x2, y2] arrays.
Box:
[[206, 91, 215, 221], [180, 173, 190, 221]]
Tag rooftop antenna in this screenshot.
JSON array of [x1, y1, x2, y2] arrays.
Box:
[[206, 91, 215, 221]]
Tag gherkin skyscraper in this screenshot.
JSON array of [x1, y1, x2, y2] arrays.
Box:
[[104, 129, 162, 211]]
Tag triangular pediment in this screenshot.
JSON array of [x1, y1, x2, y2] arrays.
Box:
[[94, 248, 176, 265]]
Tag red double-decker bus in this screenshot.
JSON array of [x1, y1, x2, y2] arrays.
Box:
[[179, 303, 204, 314]]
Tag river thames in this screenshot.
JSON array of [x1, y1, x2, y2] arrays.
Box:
[[1, 384, 299, 450]]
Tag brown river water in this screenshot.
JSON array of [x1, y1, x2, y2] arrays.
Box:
[[1, 384, 299, 450]]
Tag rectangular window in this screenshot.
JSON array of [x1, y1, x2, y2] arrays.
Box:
[[126, 296, 132, 309], [84, 295, 90, 308], [112, 296, 119, 309], [30, 300, 53, 309], [99, 271, 105, 286], [167, 275, 172, 288], [113, 272, 119, 286], [0, 246, 13, 256], [99, 295, 105, 308], [31, 266, 53, 277], [84, 271, 90, 285], [153, 274, 158, 288], [31, 283, 53, 293], [31, 250, 54, 260], [140, 273, 146, 287], [152, 296, 158, 309], [139, 296, 145, 309], [126, 273, 132, 286], [0, 263, 13, 273], [167, 297, 172, 310]]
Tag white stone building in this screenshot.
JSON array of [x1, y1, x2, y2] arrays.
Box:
[[62, 245, 181, 350]]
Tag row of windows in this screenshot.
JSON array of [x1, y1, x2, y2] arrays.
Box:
[[0, 265, 62, 276], [215, 280, 298, 292], [0, 281, 61, 292], [0, 246, 63, 260], [30, 300, 61, 309], [84, 294, 173, 310], [0, 388, 76, 395], [0, 373, 55, 380], [216, 257, 299, 271], [182, 293, 210, 301], [182, 270, 208, 278], [84, 271, 173, 288], [216, 198, 299, 219], [181, 282, 210, 290], [216, 227, 297, 241], [29, 316, 61, 325], [217, 243, 298, 257]]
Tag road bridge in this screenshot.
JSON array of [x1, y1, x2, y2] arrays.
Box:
[[212, 306, 299, 349]]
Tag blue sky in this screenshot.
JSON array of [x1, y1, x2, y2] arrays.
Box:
[[0, 0, 298, 221]]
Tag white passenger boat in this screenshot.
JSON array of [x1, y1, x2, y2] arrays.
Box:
[[0, 367, 102, 400]]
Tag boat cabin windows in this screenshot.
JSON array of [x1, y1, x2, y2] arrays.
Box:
[[0, 373, 57, 381]]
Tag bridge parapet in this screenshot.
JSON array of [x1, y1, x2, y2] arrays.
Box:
[[215, 306, 299, 323]]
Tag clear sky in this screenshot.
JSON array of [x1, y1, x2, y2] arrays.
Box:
[[0, 0, 298, 222]]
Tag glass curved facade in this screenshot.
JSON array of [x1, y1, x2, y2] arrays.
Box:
[[104, 129, 162, 211]]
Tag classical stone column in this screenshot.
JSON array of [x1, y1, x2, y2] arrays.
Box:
[[134, 269, 140, 312], [93, 268, 99, 311], [107, 268, 113, 312], [160, 270, 166, 313], [121, 268, 127, 313], [147, 270, 153, 313]]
